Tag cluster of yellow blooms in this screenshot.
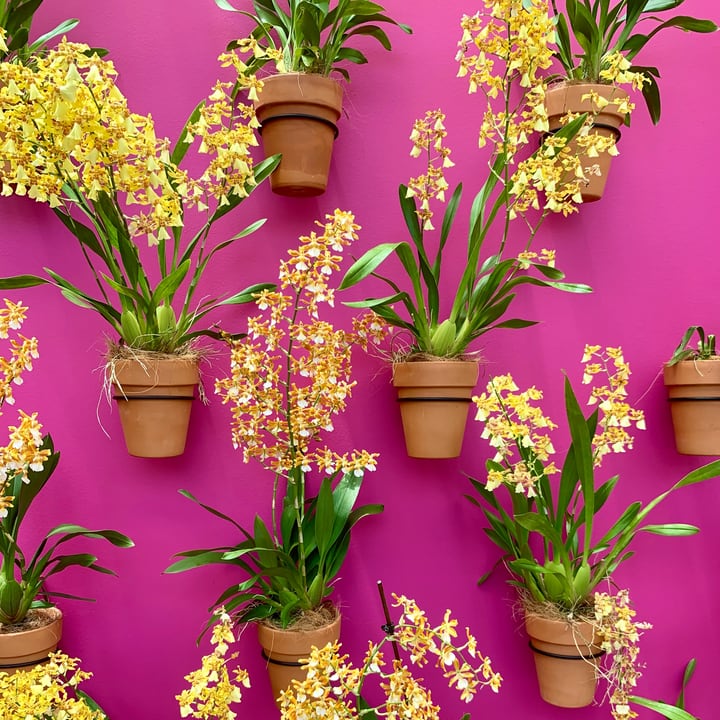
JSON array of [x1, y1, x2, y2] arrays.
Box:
[[473, 345, 644, 497], [474, 375, 559, 497], [456, 0, 585, 217], [581, 345, 646, 465], [0, 652, 102, 719], [0, 300, 48, 516], [0, 39, 258, 246], [594, 590, 652, 720], [216, 210, 387, 476], [177, 611, 251, 720], [278, 594, 501, 720], [407, 109, 454, 231]]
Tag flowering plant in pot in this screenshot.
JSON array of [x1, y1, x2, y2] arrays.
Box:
[[467, 345, 720, 715], [0, 300, 133, 672], [177, 588, 502, 719], [213, 0, 411, 195], [166, 209, 387, 702], [664, 325, 720, 456], [0, 40, 279, 457], [339, 0, 592, 458], [545, 0, 718, 200]]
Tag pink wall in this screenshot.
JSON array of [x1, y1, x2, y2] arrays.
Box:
[[2, 0, 718, 717]]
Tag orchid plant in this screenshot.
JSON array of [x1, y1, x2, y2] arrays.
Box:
[[340, 1, 592, 359], [667, 325, 717, 365], [0, 652, 107, 719], [0, 300, 133, 625], [468, 346, 720, 718], [177, 593, 502, 720], [0, 40, 277, 356], [167, 210, 387, 630], [214, 0, 411, 81], [549, 0, 718, 124]]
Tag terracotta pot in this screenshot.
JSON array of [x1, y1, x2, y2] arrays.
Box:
[[392, 360, 479, 459], [111, 356, 200, 458], [545, 82, 628, 202], [254, 73, 343, 197], [664, 359, 720, 455], [525, 614, 603, 708], [257, 610, 341, 704], [0, 607, 63, 675]]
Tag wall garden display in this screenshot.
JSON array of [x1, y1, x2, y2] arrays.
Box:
[[0, 0, 717, 718], [546, 0, 718, 200], [215, 0, 411, 196]]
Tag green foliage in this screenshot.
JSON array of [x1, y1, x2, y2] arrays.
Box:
[[631, 658, 699, 718], [550, 0, 718, 123], [215, 0, 411, 79], [166, 470, 382, 630], [667, 325, 717, 365], [0, 0, 79, 61], [468, 375, 720, 610], [0, 436, 134, 624], [339, 117, 591, 359]]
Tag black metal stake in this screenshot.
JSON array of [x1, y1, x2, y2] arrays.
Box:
[[376, 580, 401, 663]]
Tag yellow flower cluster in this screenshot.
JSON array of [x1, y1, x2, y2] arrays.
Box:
[[406, 110, 454, 231], [0, 652, 102, 719], [599, 52, 649, 92], [0, 300, 48, 515], [0, 40, 258, 246], [279, 595, 500, 720], [456, 0, 585, 217], [473, 375, 558, 497], [177, 611, 250, 720], [216, 210, 387, 476], [581, 345, 646, 465], [474, 346, 646, 496], [594, 590, 652, 720]]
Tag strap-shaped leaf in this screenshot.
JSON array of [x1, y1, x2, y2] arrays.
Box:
[[313, 478, 335, 558]]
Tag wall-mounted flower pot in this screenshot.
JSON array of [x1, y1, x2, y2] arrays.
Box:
[[111, 356, 200, 458], [525, 613, 602, 708], [664, 359, 720, 455], [254, 73, 343, 197], [257, 608, 341, 704], [545, 82, 628, 203], [0, 607, 63, 675], [392, 359, 479, 459]]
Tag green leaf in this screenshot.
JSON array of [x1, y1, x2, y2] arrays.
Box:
[[640, 523, 698, 536], [171, 100, 205, 166], [151, 259, 191, 305], [329, 471, 363, 544], [628, 697, 699, 720], [218, 283, 276, 306], [339, 243, 403, 289], [0, 274, 47, 289], [314, 478, 335, 557]]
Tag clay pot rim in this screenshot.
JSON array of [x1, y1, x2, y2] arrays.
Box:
[[664, 357, 720, 385]]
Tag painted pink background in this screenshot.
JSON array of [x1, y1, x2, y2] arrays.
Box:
[[2, 0, 718, 717]]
